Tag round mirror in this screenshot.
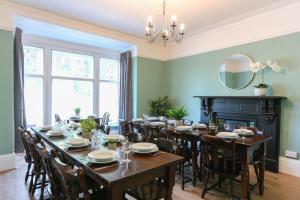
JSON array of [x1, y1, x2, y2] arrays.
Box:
[[219, 54, 254, 89]]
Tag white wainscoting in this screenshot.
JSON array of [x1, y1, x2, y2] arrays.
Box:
[[0, 153, 16, 172], [279, 156, 300, 178]]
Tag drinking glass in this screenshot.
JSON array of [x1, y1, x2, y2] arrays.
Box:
[[121, 137, 131, 163], [91, 130, 101, 148]]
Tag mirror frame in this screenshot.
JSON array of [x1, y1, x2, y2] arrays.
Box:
[[219, 53, 255, 90]]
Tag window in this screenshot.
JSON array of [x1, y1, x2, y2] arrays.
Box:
[[23, 42, 120, 126], [24, 46, 44, 127], [51, 51, 94, 120], [99, 58, 120, 124]]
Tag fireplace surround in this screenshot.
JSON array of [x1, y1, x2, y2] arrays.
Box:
[[194, 96, 286, 172]]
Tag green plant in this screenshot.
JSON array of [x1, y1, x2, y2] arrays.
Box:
[[149, 96, 172, 116], [167, 106, 187, 120], [80, 119, 97, 133], [74, 107, 81, 114]]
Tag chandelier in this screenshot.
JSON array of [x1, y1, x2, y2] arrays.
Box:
[[145, 0, 185, 45]]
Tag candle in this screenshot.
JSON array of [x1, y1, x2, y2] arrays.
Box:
[[171, 15, 177, 25], [147, 16, 153, 25], [180, 24, 185, 33]]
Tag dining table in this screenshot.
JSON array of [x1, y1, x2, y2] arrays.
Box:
[[32, 127, 183, 200]]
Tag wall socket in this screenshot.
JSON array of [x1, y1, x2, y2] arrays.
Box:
[[285, 150, 298, 159]]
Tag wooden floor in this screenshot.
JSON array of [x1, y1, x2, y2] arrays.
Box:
[[1, 153, 300, 200]]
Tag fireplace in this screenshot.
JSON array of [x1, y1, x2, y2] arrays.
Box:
[[194, 96, 286, 173]]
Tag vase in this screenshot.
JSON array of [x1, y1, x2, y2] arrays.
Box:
[[82, 131, 91, 140], [254, 87, 268, 96], [174, 120, 183, 127]]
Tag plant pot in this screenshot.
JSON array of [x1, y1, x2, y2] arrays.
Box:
[[174, 120, 183, 127], [108, 142, 117, 150], [254, 87, 268, 96], [82, 131, 92, 140]]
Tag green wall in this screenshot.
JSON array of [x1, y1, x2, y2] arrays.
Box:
[[164, 32, 300, 159], [0, 29, 14, 155], [132, 57, 166, 117]]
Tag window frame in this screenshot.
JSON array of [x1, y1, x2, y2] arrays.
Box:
[[23, 36, 120, 125]]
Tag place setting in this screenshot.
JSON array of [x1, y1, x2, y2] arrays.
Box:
[[130, 142, 160, 156], [63, 137, 92, 152]]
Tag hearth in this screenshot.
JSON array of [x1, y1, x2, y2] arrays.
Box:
[[194, 96, 286, 172]]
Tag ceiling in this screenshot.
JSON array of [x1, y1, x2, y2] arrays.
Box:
[[10, 0, 298, 38]]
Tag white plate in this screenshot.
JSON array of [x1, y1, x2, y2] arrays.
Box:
[[103, 135, 124, 142], [193, 123, 207, 128], [175, 126, 193, 131], [66, 138, 90, 147], [132, 147, 159, 154], [216, 132, 239, 139], [148, 122, 165, 126], [147, 117, 159, 121], [131, 118, 144, 122], [39, 125, 53, 131], [87, 157, 118, 164], [88, 150, 118, 162], [233, 129, 254, 136], [131, 143, 157, 152]]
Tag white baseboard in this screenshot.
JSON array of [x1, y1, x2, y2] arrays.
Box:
[[279, 156, 300, 178], [0, 153, 16, 172]]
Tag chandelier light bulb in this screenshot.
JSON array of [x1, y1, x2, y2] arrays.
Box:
[[171, 15, 177, 23], [180, 24, 185, 33], [147, 16, 153, 24]]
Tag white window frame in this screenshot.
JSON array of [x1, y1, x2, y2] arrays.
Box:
[[23, 35, 120, 125]]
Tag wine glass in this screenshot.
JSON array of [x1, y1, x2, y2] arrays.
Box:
[[121, 137, 131, 163]]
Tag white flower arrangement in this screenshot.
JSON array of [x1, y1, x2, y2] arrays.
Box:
[[249, 60, 281, 88]]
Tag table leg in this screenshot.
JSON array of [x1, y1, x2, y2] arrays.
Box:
[[165, 164, 176, 200], [108, 185, 124, 200], [191, 141, 199, 186], [241, 146, 250, 200], [259, 143, 265, 195]]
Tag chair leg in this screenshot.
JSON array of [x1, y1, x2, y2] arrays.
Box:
[[254, 162, 260, 184], [39, 172, 46, 200], [218, 176, 222, 188], [28, 171, 35, 193], [201, 171, 210, 199], [229, 178, 234, 198], [181, 161, 185, 190], [25, 162, 32, 183], [31, 173, 40, 196]]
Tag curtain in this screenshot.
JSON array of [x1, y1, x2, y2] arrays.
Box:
[[14, 27, 26, 152], [119, 51, 132, 120]]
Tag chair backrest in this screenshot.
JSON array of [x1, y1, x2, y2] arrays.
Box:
[[101, 112, 110, 126], [119, 119, 130, 136], [51, 157, 90, 200], [155, 138, 176, 153], [104, 125, 111, 135], [18, 127, 32, 161], [36, 145, 62, 198], [55, 114, 62, 123], [201, 134, 237, 175], [25, 135, 45, 171]]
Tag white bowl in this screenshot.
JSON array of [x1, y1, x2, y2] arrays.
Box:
[[66, 138, 89, 147], [88, 150, 117, 162], [216, 132, 239, 139], [131, 143, 157, 152]]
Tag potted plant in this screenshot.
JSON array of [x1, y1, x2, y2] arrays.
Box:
[[250, 60, 281, 96], [167, 106, 188, 126], [74, 107, 81, 117], [80, 119, 97, 139], [149, 96, 172, 117]]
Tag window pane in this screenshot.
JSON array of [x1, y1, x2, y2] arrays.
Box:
[[52, 50, 94, 78], [99, 82, 119, 124], [24, 46, 43, 75], [24, 77, 43, 126], [52, 79, 93, 120], [99, 58, 119, 81]]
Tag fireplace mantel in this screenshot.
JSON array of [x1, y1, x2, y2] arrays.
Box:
[[194, 95, 286, 172]]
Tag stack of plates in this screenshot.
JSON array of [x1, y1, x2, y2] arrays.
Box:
[[66, 138, 91, 148], [131, 118, 144, 123], [148, 121, 165, 127], [216, 132, 239, 139], [40, 125, 53, 131], [46, 129, 65, 137], [131, 143, 158, 154], [103, 135, 124, 143], [193, 123, 207, 129], [147, 117, 159, 122], [233, 129, 254, 136], [175, 126, 193, 132], [87, 150, 118, 164]]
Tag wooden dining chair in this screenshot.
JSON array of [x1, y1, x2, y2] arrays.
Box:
[[18, 127, 34, 183], [51, 156, 106, 200], [120, 119, 130, 137], [201, 134, 245, 199], [26, 135, 49, 199], [183, 119, 193, 126]]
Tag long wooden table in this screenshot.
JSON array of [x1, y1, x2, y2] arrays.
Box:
[[32, 128, 183, 200]]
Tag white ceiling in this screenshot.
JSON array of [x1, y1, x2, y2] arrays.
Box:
[[10, 0, 299, 38]]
